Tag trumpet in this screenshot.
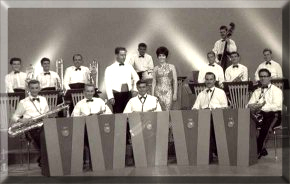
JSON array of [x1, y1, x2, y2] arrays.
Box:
[[89, 60, 98, 88]]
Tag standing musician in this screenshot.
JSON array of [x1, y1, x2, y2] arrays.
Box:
[[11, 80, 49, 168], [212, 23, 237, 71], [5, 57, 27, 93], [63, 54, 90, 90], [225, 52, 248, 82], [247, 68, 282, 159], [36, 57, 61, 90], [123, 80, 162, 113]]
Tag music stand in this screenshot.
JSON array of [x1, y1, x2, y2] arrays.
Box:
[[41, 87, 56, 91], [69, 83, 85, 89], [13, 88, 25, 93]]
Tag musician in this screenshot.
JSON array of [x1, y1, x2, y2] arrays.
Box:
[[123, 80, 162, 113], [198, 51, 225, 86], [225, 52, 248, 82], [5, 57, 27, 93], [247, 68, 282, 159], [72, 84, 112, 116], [63, 54, 90, 90], [254, 48, 283, 81], [128, 43, 154, 80], [212, 25, 237, 71], [105, 47, 139, 113], [36, 57, 61, 90], [11, 80, 49, 168]]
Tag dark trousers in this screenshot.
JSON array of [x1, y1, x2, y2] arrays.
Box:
[[112, 91, 132, 113], [257, 111, 281, 154], [137, 71, 143, 80]]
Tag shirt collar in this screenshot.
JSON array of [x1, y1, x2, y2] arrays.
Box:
[[29, 95, 39, 100], [138, 94, 147, 98]]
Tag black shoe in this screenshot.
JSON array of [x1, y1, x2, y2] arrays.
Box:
[[37, 157, 42, 167], [258, 148, 268, 159]]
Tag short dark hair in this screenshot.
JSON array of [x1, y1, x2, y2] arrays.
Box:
[[28, 79, 40, 87], [84, 83, 95, 91], [230, 51, 240, 57], [220, 25, 228, 31], [156, 46, 169, 57], [205, 72, 216, 80], [138, 43, 147, 49], [73, 54, 83, 61], [207, 51, 216, 57], [40, 57, 50, 65], [258, 68, 271, 77], [136, 80, 147, 87], [263, 48, 272, 54], [10, 57, 21, 65], [115, 47, 127, 54]]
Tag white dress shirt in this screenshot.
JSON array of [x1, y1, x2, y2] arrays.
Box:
[[105, 61, 139, 100], [71, 97, 112, 117], [192, 87, 228, 109], [213, 39, 237, 63], [225, 63, 248, 82], [254, 60, 283, 81], [63, 65, 90, 90], [128, 53, 154, 79], [5, 71, 27, 93], [11, 95, 49, 122], [123, 94, 162, 113], [36, 70, 61, 89], [198, 63, 225, 83], [247, 84, 282, 112]]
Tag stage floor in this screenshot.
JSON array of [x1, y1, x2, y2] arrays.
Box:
[[6, 148, 282, 177]]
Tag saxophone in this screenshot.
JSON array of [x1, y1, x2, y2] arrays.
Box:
[[8, 103, 69, 137]]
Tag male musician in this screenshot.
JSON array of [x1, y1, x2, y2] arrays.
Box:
[[105, 47, 139, 113], [254, 48, 283, 81], [5, 57, 27, 93], [36, 57, 61, 90], [198, 51, 224, 86], [248, 68, 282, 159], [225, 52, 248, 82], [128, 43, 154, 80], [11, 80, 49, 168], [212, 25, 237, 71], [123, 80, 162, 113], [63, 54, 90, 90], [72, 84, 112, 116]]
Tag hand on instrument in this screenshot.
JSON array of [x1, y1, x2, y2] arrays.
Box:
[[109, 98, 115, 106]]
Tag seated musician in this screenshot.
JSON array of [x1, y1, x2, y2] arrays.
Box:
[[247, 68, 282, 159], [198, 51, 224, 87], [5, 57, 27, 93], [36, 57, 61, 91], [11, 80, 49, 168], [123, 80, 162, 113], [225, 52, 248, 82], [192, 72, 228, 162], [63, 54, 90, 90]]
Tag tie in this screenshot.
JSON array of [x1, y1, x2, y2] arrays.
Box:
[[44, 72, 50, 75], [86, 99, 93, 102], [75, 67, 81, 71], [233, 65, 238, 68], [119, 63, 124, 66], [266, 61, 271, 65], [32, 97, 40, 102], [206, 89, 212, 93], [209, 64, 214, 67], [14, 71, 20, 74], [139, 55, 145, 58]]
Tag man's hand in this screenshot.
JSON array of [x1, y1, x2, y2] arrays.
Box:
[[173, 93, 177, 101], [18, 118, 29, 124], [109, 98, 115, 106], [131, 91, 138, 97]]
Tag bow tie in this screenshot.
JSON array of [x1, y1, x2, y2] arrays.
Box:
[[233, 65, 239, 68], [266, 61, 271, 65], [206, 89, 212, 93], [44, 72, 50, 75], [32, 97, 40, 102], [139, 55, 145, 58], [14, 71, 20, 74], [75, 67, 81, 71], [86, 99, 93, 102], [119, 63, 124, 66], [139, 96, 146, 100], [208, 64, 215, 67]]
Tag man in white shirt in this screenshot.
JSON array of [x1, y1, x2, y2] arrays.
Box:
[[225, 52, 248, 82], [128, 43, 154, 80], [213, 25, 237, 71], [248, 68, 282, 159], [124, 80, 162, 113], [11, 80, 49, 168], [5, 57, 27, 93], [36, 57, 61, 90], [105, 47, 139, 113], [63, 54, 90, 90], [72, 84, 112, 116], [254, 48, 283, 81], [198, 51, 225, 86]]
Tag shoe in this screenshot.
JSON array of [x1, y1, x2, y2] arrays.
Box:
[[258, 148, 268, 159], [37, 157, 42, 167]]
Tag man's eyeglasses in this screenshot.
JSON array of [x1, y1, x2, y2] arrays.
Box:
[[259, 75, 270, 78]]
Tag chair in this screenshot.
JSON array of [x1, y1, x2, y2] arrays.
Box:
[[193, 83, 206, 96], [40, 91, 58, 110], [71, 92, 85, 106], [225, 81, 250, 108]]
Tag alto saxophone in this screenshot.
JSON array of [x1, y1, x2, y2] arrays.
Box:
[[8, 103, 69, 137]]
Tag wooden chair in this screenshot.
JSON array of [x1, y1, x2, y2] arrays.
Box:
[[71, 92, 85, 106], [39, 91, 58, 110], [225, 81, 250, 109], [193, 83, 206, 96]]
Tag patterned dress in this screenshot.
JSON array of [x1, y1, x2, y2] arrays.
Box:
[[154, 63, 173, 111]]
